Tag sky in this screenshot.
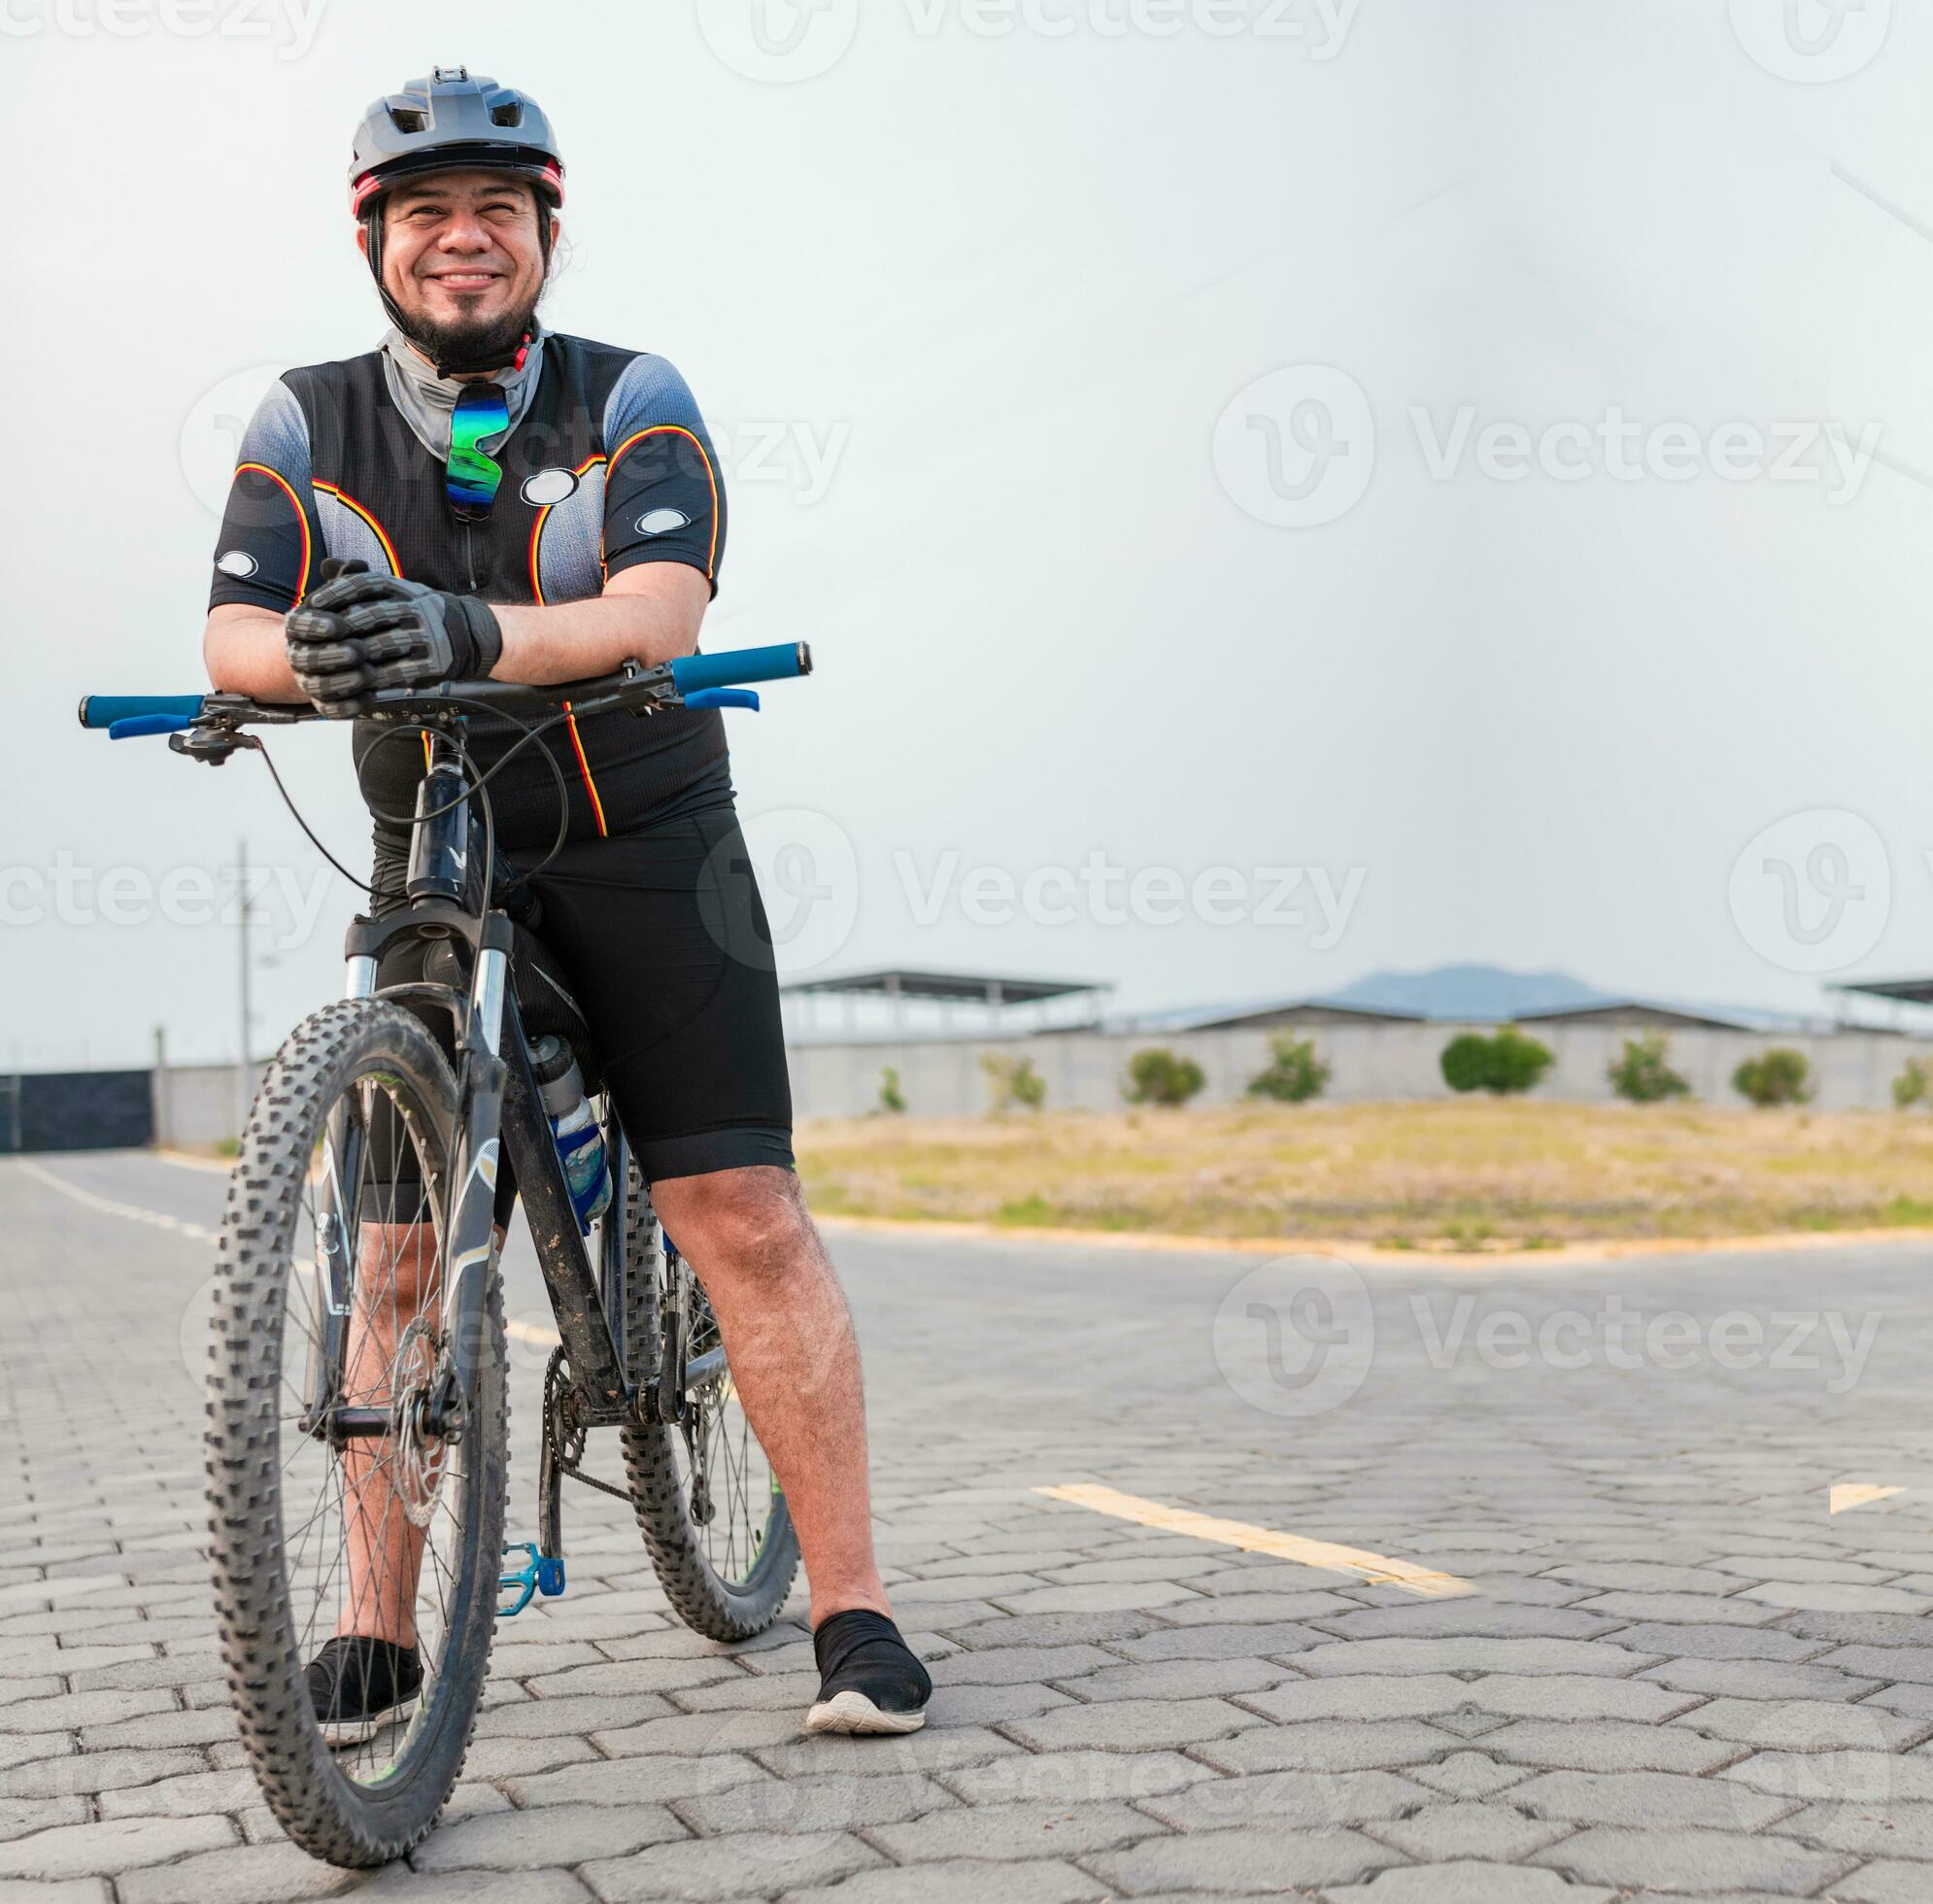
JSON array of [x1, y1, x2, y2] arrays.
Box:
[[5, 0, 1930, 1069]]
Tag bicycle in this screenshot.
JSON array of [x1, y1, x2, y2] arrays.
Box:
[[79, 642, 811, 1866]]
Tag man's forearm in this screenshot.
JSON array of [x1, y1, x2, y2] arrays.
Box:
[[204, 603, 303, 699], [492, 564, 708, 684]]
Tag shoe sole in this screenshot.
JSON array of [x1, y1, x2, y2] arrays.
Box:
[[319, 1694, 419, 1749], [804, 1689, 928, 1736]]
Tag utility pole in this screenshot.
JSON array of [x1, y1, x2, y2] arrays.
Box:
[[235, 836, 253, 1140]]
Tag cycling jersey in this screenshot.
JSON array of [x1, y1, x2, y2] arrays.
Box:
[[208, 330, 730, 849]]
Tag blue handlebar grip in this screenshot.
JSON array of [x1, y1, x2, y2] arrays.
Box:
[[682, 688, 761, 712], [79, 694, 205, 731], [669, 642, 811, 695], [108, 714, 197, 740]]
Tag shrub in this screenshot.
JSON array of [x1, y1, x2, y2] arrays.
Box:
[[981, 1053, 1046, 1112], [1441, 1027, 1555, 1096], [878, 1067, 906, 1114], [1440, 1034, 1494, 1094], [1895, 1058, 1930, 1110], [1247, 1033, 1331, 1104], [1733, 1047, 1814, 1107], [1609, 1034, 1691, 1104], [1125, 1047, 1207, 1107]]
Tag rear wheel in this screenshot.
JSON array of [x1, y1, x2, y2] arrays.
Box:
[[205, 1000, 507, 1867], [617, 1159, 800, 1640]]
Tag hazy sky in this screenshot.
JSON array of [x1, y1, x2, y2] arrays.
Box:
[[6, 0, 1929, 1068]]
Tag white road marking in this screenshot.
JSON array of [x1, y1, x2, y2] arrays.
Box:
[[13, 1159, 218, 1243], [1035, 1483, 1474, 1599], [1830, 1483, 1906, 1514]]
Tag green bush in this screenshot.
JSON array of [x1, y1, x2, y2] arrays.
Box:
[[1895, 1058, 1930, 1110], [981, 1053, 1046, 1112], [1440, 1027, 1555, 1096], [1125, 1047, 1206, 1107], [1609, 1034, 1691, 1104], [1247, 1033, 1331, 1104], [1733, 1047, 1814, 1107], [877, 1067, 906, 1115]]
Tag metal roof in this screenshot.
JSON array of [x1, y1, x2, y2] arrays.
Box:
[[1834, 976, 1933, 1006], [779, 969, 1111, 1005]]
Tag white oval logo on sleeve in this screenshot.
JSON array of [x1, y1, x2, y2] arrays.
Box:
[[635, 508, 691, 536], [521, 467, 579, 506], [216, 550, 258, 579]]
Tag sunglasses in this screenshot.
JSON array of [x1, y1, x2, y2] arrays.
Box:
[[447, 383, 511, 518]]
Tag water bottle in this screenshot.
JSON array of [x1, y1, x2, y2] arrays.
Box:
[[530, 1035, 612, 1233]]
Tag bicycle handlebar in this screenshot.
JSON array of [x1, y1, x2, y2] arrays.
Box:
[[78, 642, 813, 741], [668, 642, 811, 695]]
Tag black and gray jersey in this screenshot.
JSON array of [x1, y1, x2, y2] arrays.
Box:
[[208, 333, 730, 846]]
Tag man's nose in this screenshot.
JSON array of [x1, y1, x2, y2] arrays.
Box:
[[435, 213, 493, 252]]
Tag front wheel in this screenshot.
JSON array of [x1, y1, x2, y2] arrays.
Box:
[[618, 1159, 801, 1640], [205, 1000, 508, 1867]]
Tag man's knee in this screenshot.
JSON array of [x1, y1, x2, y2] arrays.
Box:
[[659, 1167, 816, 1284], [356, 1221, 441, 1310]]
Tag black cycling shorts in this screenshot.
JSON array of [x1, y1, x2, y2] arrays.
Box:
[[368, 798, 794, 1196]]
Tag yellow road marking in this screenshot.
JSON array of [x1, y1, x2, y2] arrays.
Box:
[[1830, 1483, 1906, 1514], [1034, 1483, 1473, 1599]]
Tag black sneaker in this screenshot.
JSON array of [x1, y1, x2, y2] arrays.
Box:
[[307, 1635, 423, 1747], [805, 1609, 932, 1736]]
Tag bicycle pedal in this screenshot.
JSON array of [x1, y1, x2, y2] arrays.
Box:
[[497, 1542, 567, 1617]]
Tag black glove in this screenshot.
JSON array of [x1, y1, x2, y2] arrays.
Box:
[[285, 559, 504, 718]]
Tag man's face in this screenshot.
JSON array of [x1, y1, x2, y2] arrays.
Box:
[[363, 169, 553, 360]]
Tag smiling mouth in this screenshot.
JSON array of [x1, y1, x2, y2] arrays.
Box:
[[426, 272, 502, 293]]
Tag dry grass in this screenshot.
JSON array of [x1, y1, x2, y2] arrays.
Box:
[[795, 1101, 1933, 1249]]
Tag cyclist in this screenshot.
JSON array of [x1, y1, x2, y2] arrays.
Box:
[[201, 68, 931, 1739]]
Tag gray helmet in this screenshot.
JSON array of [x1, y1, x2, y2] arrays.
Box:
[[349, 65, 563, 218]]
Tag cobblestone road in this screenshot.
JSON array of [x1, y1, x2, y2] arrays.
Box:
[[7, 1152, 1933, 1900]]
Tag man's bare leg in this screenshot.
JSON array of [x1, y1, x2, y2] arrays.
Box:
[[649, 1166, 891, 1629], [337, 1221, 437, 1649]]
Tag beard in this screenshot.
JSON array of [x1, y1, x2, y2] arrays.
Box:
[[401, 286, 543, 375]]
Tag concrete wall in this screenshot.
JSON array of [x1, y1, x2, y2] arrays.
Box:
[[788, 1024, 1933, 1119], [151, 1024, 1933, 1141]]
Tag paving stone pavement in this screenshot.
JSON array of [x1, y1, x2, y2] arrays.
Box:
[[8, 1151, 1933, 1899]]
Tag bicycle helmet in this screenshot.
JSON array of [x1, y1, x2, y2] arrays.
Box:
[[349, 66, 565, 370]]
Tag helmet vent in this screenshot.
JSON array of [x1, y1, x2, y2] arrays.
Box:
[[390, 107, 426, 133], [490, 102, 524, 127]]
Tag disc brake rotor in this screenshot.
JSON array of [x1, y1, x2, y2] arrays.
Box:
[[390, 1317, 448, 1529]]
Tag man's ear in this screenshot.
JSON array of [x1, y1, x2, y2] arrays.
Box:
[[356, 223, 369, 261]]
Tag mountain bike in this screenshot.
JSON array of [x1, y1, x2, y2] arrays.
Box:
[[79, 644, 809, 1866]]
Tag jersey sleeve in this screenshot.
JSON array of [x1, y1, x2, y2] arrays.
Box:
[[599, 357, 728, 595], [208, 378, 320, 613]]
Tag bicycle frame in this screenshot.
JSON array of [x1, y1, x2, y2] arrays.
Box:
[[308, 725, 631, 1460]]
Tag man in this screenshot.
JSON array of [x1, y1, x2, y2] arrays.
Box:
[[202, 67, 930, 1739]]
